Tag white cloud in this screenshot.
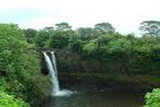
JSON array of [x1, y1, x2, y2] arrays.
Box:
[[0, 0, 160, 34], [19, 16, 63, 29], [0, 0, 48, 10]]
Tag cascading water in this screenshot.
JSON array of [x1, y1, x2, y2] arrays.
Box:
[[43, 51, 73, 97], [43, 52, 60, 93], [51, 52, 58, 78]]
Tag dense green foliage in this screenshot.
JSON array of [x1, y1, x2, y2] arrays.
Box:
[[0, 90, 29, 107], [144, 88, 160, 107], [31, 26, 160, 75], [0, 24, 50, 106]]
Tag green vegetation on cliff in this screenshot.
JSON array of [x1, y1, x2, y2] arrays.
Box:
[[31, 24, 160, 76], [0, 24, 50, 106]]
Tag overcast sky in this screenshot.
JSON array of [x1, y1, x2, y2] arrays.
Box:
[[0, 0, 160, 34]]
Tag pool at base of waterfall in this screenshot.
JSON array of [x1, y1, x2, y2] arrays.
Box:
[[41, 89, 144, 107]]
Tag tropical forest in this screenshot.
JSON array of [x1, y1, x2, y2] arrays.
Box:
[[1, 21, 160, 107]]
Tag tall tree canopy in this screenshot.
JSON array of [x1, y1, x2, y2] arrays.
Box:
[[55, 22, 72, 31], [94, 22, 115, 33], [76, 27, 100, 40], [23, 28, 37, 43], [43, 27, 54, 32], [139, 20, 160, 36]]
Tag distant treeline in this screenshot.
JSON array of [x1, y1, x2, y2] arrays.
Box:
[[23, 21, 160, 75]]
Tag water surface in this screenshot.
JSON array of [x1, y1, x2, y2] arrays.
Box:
[[42, 89, 144, 107]]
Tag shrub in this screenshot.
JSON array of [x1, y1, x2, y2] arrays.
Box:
[[0, 91, 30, 107], [144, 88, 160, 107]]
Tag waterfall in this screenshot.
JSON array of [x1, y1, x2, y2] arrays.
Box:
[[43, 51, 74, 96], [51, 52, 58, 78], [42, 52, 60, 93]]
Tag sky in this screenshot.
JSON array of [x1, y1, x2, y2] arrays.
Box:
[[0, 0, 160, 35]]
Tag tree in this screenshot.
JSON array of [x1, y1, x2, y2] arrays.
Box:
[[0, 23, 32, 102], [0, 24, 50, 106], [34, 30, 50, 47], [48, 31, 70, 49], [94, 22, 115, 33], [55, 22, 72, 31], [76, 27, 100, 40], [139, 20, 160, 36], [23, 28, 37, 43], [43, 27, 54, 32]]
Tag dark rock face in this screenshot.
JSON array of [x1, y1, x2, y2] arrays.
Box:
[[39, 52, 49, 75]]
